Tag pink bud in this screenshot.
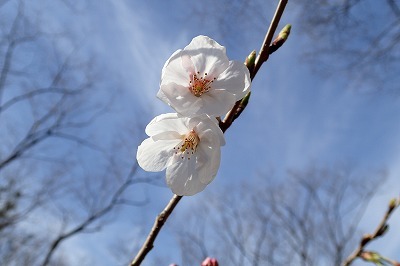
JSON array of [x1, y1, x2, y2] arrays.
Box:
[[201, 257, 219, 266]]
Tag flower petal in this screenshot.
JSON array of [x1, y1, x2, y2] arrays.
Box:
[[137, 138, 179, 172], [199, 89, 236, 117], [212, 60, 251, 100], [197, 144, 221, 184], [158, 82, 204, 116], [145, 113, 188, 136], [166, 158, 207, 196], [191, 115, 225, 146], [161, 49, 189, 87], [181, 54, 195, 75], [183, 36, 229, 78], [185, 35, 225, 51]]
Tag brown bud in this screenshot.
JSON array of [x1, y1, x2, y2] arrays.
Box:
[[388, 197, 398, 212]]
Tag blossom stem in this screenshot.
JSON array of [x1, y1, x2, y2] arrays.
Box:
[[130, 194, 183, 266], [131, 1, 289, 264], [252, 0, 288, 80], [220, 0, 288, 132]]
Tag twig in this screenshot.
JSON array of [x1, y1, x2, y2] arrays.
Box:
[[252, 0, 288, 80], [41, 165, 142, 266], [130, 194, 183, 266], [130, 1, 289, 265], [220, 0, 288, 132], [342, 197, 400, 266]]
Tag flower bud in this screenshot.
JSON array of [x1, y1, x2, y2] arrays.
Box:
[[245, 50, 256, 71], [201, 257, 219, 266], [360, 251, 381, 263], [388, 197, 398, 212], [269, 24, 291, 54], [232, 91, 251, 122], [278, 24, 291, 41], [241, 91, 251, 107]]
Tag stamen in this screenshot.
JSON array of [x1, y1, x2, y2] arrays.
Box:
[[188, 72, 215, 97], [174, 130, 200, 160]]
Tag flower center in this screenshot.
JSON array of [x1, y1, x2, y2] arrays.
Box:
[[173, 130, 200, 160], [188, 72, 216, 97]]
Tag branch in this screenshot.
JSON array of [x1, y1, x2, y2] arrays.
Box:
[[252, 0, 288, 79], [129, 194, 182, 266], [220, 0, 289, 132], [0, 0, 38, 104], [129, 1, 290, 265], [41, 165, 143, 266], [386, 0, 400, 18], [342, 197, 400, 266], [0, 87, 80, 113]]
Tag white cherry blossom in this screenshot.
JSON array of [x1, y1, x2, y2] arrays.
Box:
[[136, 113, 225, 196], [157, 35, 251, 117]]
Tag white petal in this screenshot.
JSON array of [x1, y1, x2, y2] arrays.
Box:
[[145, 113, 188, 136], [181, 54, 195, 74], [137, 138, 179, 172], [166, 158, 207, 196], [185, 35, 225, 51], [212, 60, 251, 100], [191, 115, 225, 146], [161, 49, 181, 77], [199, 89, 237, 117], [183, 36, 229, 78], [158, 82, 203, 116], [208, 147, 221, 181], [151, 131, 182, 142], [197, 129, 221, 148], [161, 49, 189, 87], [197, 144, 221, 184], [156, 89, 168, 105]]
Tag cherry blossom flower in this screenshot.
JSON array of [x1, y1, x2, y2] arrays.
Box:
[[136, 113, 225, 196], [157, 35, 251, 117]]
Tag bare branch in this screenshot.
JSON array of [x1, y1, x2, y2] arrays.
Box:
[[386, 0, 400, 18], [0, 87, 80, 113], [129, 2, 289, 265], [342, 197, 400, 266], [41, 165, 144, 266], [220, 0, 288, 132], [130, 194, 183, 266]]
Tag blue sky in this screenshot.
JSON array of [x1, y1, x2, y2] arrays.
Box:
[[7, 0, 400, 265]]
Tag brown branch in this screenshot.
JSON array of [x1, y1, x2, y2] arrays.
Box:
[[130, 194, 183, 266], [342, 197, 400, 266], [252, 0, 288, 80], [220, 0, 288, 132], [130, 1, 290, 265]]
